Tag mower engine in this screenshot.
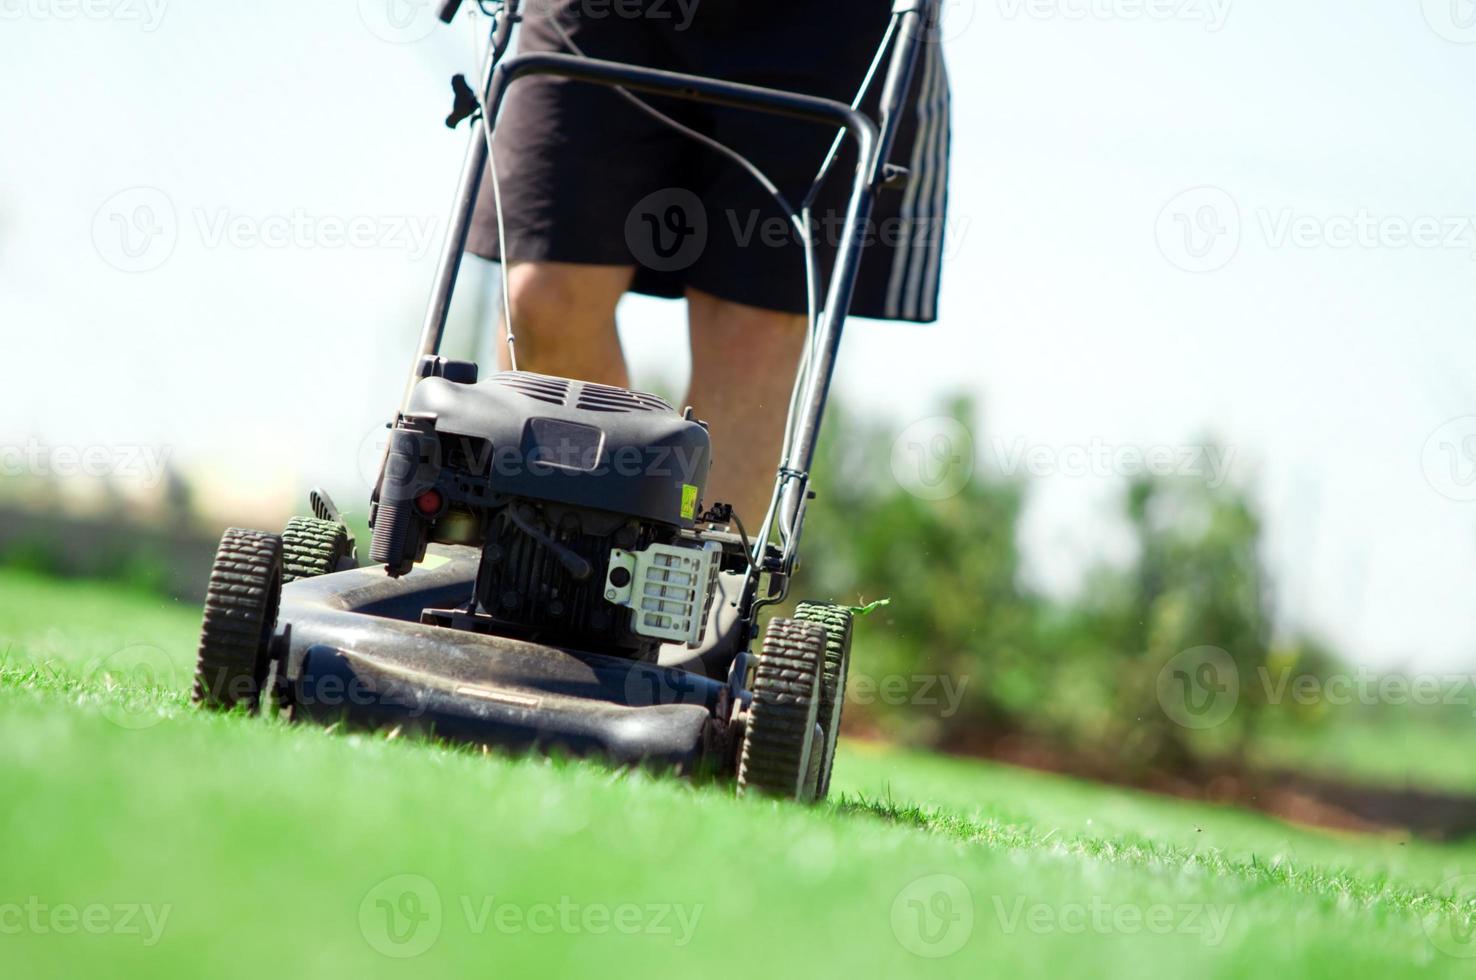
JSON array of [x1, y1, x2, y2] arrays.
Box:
[[368, 362, 722, 659]]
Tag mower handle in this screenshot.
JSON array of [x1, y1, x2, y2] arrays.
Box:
[[484, 53, 878, 152]]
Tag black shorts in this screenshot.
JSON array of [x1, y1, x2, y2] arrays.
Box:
[[466, 0, 951, 322]]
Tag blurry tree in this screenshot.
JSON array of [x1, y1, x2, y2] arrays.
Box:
[[794, 399, 1299, 777]]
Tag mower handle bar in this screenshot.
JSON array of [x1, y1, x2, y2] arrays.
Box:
[[413, 51, 881, 463]]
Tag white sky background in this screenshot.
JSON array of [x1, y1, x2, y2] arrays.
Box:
[[3, 0, 1476, 670]]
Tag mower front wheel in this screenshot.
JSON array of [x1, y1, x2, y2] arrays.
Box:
[[737, 618, 826, 802], [192, 528, 283, 712], [794, 601, 854, 800]]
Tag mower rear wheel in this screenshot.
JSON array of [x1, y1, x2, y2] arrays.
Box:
[[794, 601, 854, 800], [281, 516, 354, 583], [192, 528, 283, 712], [737, 618, 826, 802]]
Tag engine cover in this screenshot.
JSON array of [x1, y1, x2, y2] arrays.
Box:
[[405, 372, 711, 527]]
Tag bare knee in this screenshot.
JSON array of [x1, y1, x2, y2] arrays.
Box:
[[688, 291, 807, 382], [506, 262, 622, 334], [499, 261, 632, 382]]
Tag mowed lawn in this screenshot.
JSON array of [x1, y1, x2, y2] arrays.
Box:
[[3, 568, 1476, 978]]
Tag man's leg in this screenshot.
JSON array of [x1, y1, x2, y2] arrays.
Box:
[[685, 288, 809, 527], [496, 260, 635, 386]]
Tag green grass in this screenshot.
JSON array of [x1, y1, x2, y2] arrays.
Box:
[[3, 568, 1476, 978]]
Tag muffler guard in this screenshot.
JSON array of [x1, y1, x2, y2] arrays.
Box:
[[275, 548, 724, 773]]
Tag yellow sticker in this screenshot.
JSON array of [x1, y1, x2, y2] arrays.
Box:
[[680, 484, 698, 520]]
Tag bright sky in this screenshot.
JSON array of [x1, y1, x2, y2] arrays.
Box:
[[4, 0, 1476, 670]]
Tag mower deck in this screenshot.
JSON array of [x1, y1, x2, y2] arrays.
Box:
[[274, 545, 728, 773]]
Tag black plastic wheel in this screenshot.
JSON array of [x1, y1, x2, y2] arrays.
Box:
[[738, 618, 826, 801], [794, 602, 854, 800], [192, 528, 283, 711], [281, 516, 353, 583]]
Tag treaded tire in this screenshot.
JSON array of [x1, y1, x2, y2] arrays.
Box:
[[192, 528, 283, 712], [282, 516, 352, 583], [738, 618, 826, 802], [794, 601, 854, 801]]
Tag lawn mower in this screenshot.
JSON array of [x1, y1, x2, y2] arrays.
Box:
[[191, 0, 939, 801]]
